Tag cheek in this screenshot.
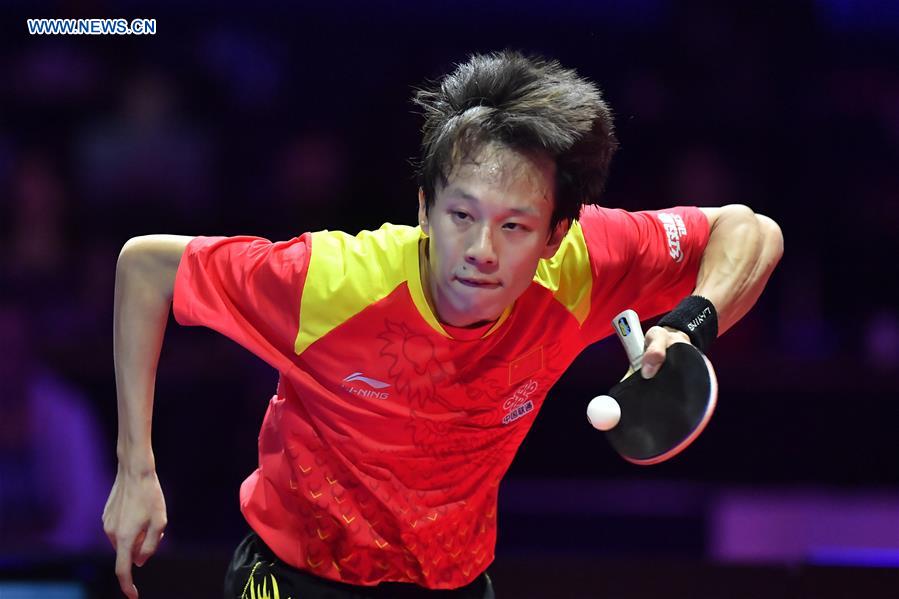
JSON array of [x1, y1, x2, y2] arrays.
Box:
[[504, 248, 542, 283], [506, 244, 538, 269], [431, 238, 457, 275]]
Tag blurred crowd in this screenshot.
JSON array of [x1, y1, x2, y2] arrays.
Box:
[[1, 1, 897, 556]]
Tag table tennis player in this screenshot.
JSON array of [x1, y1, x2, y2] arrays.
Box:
[[103, 50, 784, 598]]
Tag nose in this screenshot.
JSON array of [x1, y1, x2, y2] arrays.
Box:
[[465, 224, 498, 267]]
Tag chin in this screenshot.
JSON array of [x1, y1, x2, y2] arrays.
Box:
[[460, 301, 503, 322]]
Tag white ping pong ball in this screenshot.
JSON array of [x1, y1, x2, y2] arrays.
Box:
[[587, 395, 621, 431]]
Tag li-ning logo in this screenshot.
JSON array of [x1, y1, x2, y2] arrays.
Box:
[[687, 307, 713, 332], [657, 212, 687, 263], [502, 379, 538, 425], [341, 372, 390, 400]]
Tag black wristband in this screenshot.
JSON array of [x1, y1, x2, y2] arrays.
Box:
[[657, 295, 718, 354]]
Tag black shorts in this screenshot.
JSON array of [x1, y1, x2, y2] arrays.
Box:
[[224, 530, 495, 599]]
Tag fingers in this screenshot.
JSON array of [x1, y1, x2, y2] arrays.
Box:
[[135, 518, 166, 567], [115, 536, 139, 599], [103, 468, 166, 598], [641, 328, 667, 379], [641, 326, 691, 378]]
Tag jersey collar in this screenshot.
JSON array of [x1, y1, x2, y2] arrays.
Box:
[[405, 228, 512, 339]]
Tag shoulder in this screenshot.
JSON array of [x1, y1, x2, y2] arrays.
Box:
[[532, 220, 593, 325], [311, 223, 419, 271], [577, 204, 659, 244], [578, 204, 710, 259], [297, 224, 422, 353], [536, 204, 650, 288], [308, 223, 421, 290]]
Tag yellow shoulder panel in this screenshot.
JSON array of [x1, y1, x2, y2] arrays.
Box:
[[295, 224, 420, 355], [533, 220, 593, 326]]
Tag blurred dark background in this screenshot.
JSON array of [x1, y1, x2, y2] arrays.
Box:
[[1, 0, 898, 597]]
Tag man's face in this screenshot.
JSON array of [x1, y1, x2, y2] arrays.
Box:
[[418, 143, 566, 328]]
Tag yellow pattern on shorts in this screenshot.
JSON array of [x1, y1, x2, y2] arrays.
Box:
[[241, 561, 291, 599]]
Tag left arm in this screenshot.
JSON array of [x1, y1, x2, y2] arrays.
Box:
[[641, 204, 784, 377]]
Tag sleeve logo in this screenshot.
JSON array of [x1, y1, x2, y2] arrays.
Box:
[[657, 212, 687, 263]]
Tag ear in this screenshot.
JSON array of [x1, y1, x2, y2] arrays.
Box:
[[418, 188, 430, 235], [540, 219, 570, 259]]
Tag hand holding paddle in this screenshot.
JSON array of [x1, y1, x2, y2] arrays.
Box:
[[588, 307, 719, 465]]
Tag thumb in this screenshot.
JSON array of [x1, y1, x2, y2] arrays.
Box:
[[641, 334, 667, 379], [641, 355, 662, 379]]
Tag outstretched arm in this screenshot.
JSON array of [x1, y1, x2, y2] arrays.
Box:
[[641, 205, 784, 378], [102, 234, 193, 599]]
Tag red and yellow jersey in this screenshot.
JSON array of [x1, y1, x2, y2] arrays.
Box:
[[173, 204, 710, 589]]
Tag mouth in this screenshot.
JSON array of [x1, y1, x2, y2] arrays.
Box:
[[455, 276, 501, 289]]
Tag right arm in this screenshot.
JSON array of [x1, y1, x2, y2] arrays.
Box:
[[102, 234, 193, 599]]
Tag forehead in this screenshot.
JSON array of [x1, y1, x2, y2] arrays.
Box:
[[440, 143, 556, 212]]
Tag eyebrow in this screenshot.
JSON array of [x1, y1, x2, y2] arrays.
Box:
[[445, 186, 541, 217]]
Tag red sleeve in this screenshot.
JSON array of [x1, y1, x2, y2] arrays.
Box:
[[579, 205, 711, 336], [172, 234, 312, 374]]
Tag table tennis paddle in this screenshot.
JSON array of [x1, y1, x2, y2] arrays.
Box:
[[597, 309, 718, 465]]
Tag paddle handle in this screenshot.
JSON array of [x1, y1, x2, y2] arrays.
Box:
[[612, 309, 645, 372]]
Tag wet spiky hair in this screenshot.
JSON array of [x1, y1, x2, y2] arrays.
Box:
[[412, 50, 619, 232]]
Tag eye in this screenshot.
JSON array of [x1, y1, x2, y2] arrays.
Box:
[[451, 211, 471, 222], [503, 222, 529, 232]]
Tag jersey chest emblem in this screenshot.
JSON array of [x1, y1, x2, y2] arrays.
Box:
[[502, 379, 539, 425], [509, 346, 544, 385]]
